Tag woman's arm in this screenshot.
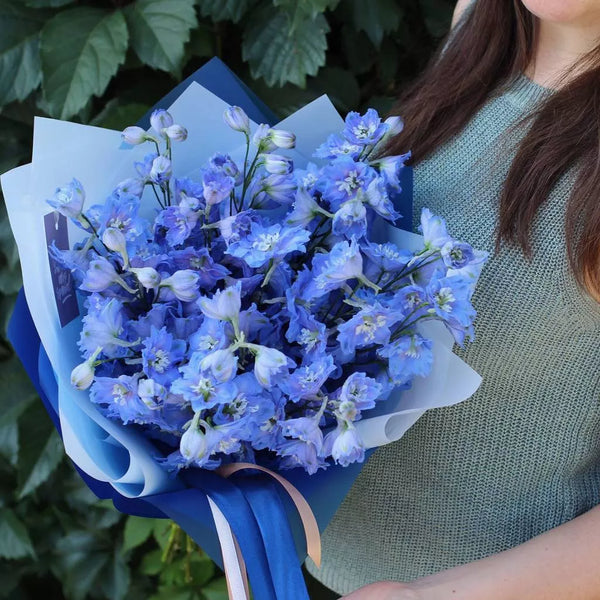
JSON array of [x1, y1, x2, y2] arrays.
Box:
[[342, 503, 600, 599]]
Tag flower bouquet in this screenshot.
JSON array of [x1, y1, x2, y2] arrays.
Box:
[[2, 58, 485, 600]]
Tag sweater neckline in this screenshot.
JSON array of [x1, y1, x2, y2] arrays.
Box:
[[500, 73, 554, 109]]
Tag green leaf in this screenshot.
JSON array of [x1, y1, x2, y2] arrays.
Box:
[[341, 24, 374, 75], [122, 516, 156, 553], [0, 508, 35, 559], [0, 366, 35, 466], [0, 1, 46, 106], [420, 0, 453, 38], [55, 531, 110, 600], [149, 586, 194, 600], [40, 7, 129, 119], [23, 0, 74, 6], [152, 519, 173, 550], [196, 0, 256, 23], [309, 67, 360, 113], [140, 548, 163, 576], [273, 0, 339, 29], [202, 578, 228, 600], [243, 8, 329, 87], [91, 100, 150, 131], [100, 550, 131, 600], [185, 22, 213, 59], [126, 0, 197, 73], [351, 0, 401, 47], [17, 401, 64, 498]]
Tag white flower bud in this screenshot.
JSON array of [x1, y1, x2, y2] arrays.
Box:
[[223, 106, 250, 134], [130, 267, 161, 290], [180, 414, 208, 461], [262, 153, 293, 175], [102, 227, 128, 266], [150, 109, 174, 135], [122, 126, 147, 145], [164, 124, 188, 142], [384, 116, 404, 136], [268, 128, 296, 149], [71, 347, 101, 390]]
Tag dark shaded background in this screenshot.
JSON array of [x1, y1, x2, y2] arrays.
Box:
[[0, 1, 453, 597]]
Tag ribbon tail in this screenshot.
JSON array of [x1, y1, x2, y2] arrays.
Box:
[[236, 476, 309, 600], [207, 497, 249, 600]]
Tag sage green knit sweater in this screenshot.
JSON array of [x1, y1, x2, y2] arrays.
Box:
[[306, 75, 600, 594]]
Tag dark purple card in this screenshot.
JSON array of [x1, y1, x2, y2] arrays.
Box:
[[44, 212, 79, 327]]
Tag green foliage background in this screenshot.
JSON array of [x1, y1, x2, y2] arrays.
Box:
[[0, 0, 453, 597]]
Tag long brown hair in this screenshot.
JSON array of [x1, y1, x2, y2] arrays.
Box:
[[385, 0, 600, 299]]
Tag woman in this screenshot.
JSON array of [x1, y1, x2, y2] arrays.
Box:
[[306, 0, 600, 598]]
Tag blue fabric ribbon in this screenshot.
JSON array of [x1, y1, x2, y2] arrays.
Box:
[[7, 57, 413, 599]]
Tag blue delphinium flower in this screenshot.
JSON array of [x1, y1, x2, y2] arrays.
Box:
[[337, 303, 402, 354], [278, 416, 325, 474], [314, 133, 361, 161], [322, 420, 365, 467], [372, 152, 411, 190], [210, 153, 242, 186], [343, 108, 388, 146], [420, 208, 452, 250], [141, 326, 185, 385], [90, 193, 148, 242], [426, 274, 476, 345], [188, 317, 230, 357], [306, 239, 366, 299], [285, 188, 325, 228], [332, 199, 367, 238], [202, 169, 235, 206], [285, 293, 327, 356], [318, 157, 376, 210], [171, 352, 237, 411], [156, 205, 199, 247], [281, 355, 335, 402], [226, 222, 310, 269], [47, 178, 85, 220], [79, 295, 131, 358], [294, 162, 322, 193], [362, 241, 413, 275], [378, 334, 434, 385], [339, 372, 382, 414]]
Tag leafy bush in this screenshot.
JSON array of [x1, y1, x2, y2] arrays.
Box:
[[0, 0, 452, 597]]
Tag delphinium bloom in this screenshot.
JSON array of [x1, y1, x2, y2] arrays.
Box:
[[50, 106, 486, 475]]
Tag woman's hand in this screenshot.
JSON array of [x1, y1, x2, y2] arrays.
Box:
[[341, 581, 421, 600]]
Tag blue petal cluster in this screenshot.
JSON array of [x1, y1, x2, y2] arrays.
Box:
[[49, 106, 487, 475]]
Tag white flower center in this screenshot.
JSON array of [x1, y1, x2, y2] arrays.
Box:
[[112, 383, 129, 404], [191, 377, 214, 397], [149, 349, 170, 373], [337, 170, 361, 194], [434, 287, 455, 313], [298, 328, 319, 350], [354, 123, 375, 139], [355, 314, 387, 341], [253, 232, 280, 252]]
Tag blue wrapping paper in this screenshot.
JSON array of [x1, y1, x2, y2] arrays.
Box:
[[8, 57, 413, 599]]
